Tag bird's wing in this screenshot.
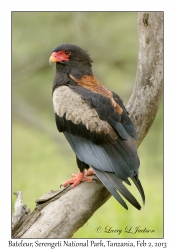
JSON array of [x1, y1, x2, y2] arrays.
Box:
[[53, 85, 145, 209], [111, 90, 137, 139], [53, 85, 118, 145]]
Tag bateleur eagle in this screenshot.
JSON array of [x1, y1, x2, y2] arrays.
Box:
[[49, 43, 145, 210]]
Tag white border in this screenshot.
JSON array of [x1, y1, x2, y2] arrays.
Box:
[[1, 1, 174, 249]]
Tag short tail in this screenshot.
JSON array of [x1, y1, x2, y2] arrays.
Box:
[[93, 168, 145, 210]]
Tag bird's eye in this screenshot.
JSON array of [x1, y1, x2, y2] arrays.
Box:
[[65, 50, 71, 55]]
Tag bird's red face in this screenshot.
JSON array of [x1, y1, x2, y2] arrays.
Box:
[[49, 50, 71, 64]]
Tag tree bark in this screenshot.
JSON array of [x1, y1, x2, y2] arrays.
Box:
[[12, 12, 163, 238], [128, 12, 163, 147]]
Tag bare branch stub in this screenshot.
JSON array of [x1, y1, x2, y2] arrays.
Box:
[[12, 191, 30, 232]]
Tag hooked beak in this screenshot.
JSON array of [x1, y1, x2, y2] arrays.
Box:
[[49, 55, 57, 65]]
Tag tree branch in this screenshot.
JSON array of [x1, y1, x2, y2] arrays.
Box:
[[128, 12, 163, 147], [12, 12, 163, 238]]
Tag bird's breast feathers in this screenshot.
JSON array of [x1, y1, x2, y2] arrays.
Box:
[[53, 85, 117, 140]]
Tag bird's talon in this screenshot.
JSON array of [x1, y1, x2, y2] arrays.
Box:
[[86, 169, 95, 176], [72, 173, 77, 177]]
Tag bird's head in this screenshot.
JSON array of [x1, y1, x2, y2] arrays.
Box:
[[49, 43, 94, 79], [49, 44, 94, 88], [49, 43, 93, 68]]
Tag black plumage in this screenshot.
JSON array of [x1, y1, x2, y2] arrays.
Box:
[[49, 43, 145, 210]]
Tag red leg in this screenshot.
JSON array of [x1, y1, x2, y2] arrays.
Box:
[[62, 171, 93, 188]]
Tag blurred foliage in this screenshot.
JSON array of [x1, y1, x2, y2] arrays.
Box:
[[12, 12, 163, 238]]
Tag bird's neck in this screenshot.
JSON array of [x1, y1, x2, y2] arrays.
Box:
[[52, 62, 93, 93]]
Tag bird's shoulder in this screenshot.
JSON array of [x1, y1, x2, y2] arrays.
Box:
[[53, 74, 136, 142], [53, 85, 118, 144], [67, 74, 136, 140]]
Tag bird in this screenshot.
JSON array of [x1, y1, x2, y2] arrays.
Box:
[[49, 43, 145, 210]]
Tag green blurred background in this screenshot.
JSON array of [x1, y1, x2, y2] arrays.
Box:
[[12, 12, 163, 238]]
